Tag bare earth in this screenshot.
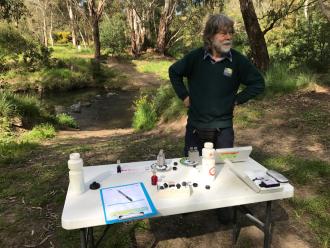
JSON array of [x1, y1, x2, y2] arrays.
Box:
[[6, 60, 327, 248]]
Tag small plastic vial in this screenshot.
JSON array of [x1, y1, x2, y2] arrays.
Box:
[[188, 147, 194, 161], [116, 159, 121, 173], [151, 170, 158, 185], [193, 147, 199, 162]]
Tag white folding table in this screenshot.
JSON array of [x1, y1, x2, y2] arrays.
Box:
[[61, 157, 294, 248]]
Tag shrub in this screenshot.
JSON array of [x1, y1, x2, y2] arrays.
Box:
[[100, 13, 129, 56], [0, 91, 16, 118], [267, 10, 329, 72], [0, 90, 46, 128], [132, 95, 157, 131], [0, 23, 53, 69], [53, 31, 71, 44], [56, 113, 78, 129]]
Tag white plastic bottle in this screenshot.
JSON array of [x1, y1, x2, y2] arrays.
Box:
[[68, 153, 85, 195], [202, 142, 216, 184]]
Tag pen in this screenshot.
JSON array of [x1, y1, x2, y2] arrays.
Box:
[[117, 190, 133, 202], [119, 212, 144, 219]]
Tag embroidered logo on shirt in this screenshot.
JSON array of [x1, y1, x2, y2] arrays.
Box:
[[224, 67, 233, 77]]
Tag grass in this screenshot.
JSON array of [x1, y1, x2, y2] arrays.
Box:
[[301, 109, 330, 131], [56, 113, 78, 129], [265, 63, 317, 94], [20, 123, 56, 142], [132, 95, 158, 131], [254, 154, 330, 185], [0, 140, 39, 166], [51, 45, 94, 59], [2, 45, 125, 92], [234, 103, 264, 128], [290, 196, 330, 247], [132, 59, 172, 81]]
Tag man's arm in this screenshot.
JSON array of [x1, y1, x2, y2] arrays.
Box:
[[236, 57, 265, 105], [168, 53, 193, 102]]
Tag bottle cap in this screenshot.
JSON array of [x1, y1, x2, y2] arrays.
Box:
[[204, 142, 213, 149], [70, 153, 80, 160]]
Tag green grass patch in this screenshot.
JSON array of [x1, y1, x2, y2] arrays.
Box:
[[265, 63, 317, 94], [132, 95, 158, 131], [234, 103, 264, 128], [3, 45, 124, 92], [132, 59, 172, 81], [153, 83, 186, 121], [52, 45, 93, 59], [20, 123, 56, 142], [252, 152, 330, 185], [56, 113, 78, 129], [266, 156, 329, 185], [0, 140, 39, 166], [301, 109, 330, 131], [290, 195, 330, 247]]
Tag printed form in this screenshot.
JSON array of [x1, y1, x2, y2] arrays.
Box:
[[100, 183, 157, 224]]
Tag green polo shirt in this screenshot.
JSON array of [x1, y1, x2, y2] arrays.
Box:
[[169, 47, 265, 129]]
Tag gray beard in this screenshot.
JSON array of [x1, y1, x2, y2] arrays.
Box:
[[213, 41, 232, 54]]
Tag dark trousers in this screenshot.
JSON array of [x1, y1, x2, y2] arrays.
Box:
[[184, 124, 234, 156]]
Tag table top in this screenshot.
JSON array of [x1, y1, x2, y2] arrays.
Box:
[[61, 157, 294, 230]]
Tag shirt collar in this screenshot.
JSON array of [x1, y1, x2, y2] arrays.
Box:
[[203, 49, 232, 63]]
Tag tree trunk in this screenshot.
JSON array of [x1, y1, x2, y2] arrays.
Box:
[[66, 0, 77, 47], [79, 29, 87, 48], [156, 16, 167, 54], [92, 18, 101, 59], [239, 0, 270, 71], [42, 13, 48, 47], [156, 0, 177, 55], [49, 10, 54, 47], [304, 0, 309, 19], [87, 0, 105, 60], [127, 7, 146, 57]]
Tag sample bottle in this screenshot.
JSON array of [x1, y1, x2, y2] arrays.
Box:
[[68, 153, 85, 195], [188, 147, 194, 161], [202, 142, 216, 184], [151, 170, 158, 185], [157, 149, 165, 167], [193, 147, 200, 163]]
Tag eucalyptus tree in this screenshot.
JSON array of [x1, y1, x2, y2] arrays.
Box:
[[125, 0, 157, 57], [0, 0, 28, 25], [155, 0, 178, 54], [239, 0, 269, 70], [88, 0, 106, 59]]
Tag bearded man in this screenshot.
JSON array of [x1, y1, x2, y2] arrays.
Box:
[[169, 14, 265, 157]]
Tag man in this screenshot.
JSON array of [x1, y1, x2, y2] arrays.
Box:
[[169, 14, 265, 156]]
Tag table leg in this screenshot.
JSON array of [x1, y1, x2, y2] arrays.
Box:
[[232, 206, 241, 244], [264, 201, 272, 248], [80, 228, 87, 248]]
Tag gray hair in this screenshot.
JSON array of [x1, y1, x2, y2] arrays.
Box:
[[203, 14, 234, 50]]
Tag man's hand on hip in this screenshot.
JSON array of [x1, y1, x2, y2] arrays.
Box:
[[183, 96, 190, 107]]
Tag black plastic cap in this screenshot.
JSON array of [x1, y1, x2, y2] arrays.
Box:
[[90, 181, 100, 190]]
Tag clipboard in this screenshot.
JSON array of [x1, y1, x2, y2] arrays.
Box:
[[100, 182, 157, 224]]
